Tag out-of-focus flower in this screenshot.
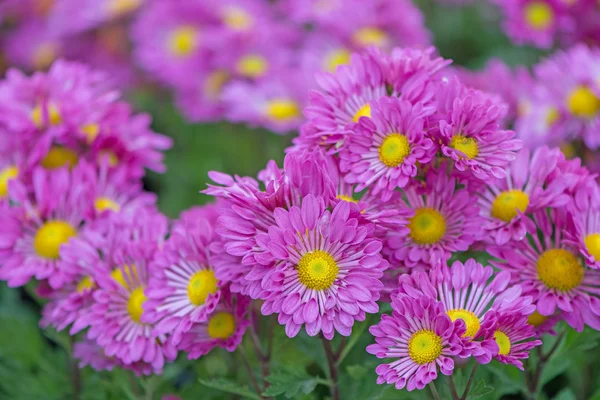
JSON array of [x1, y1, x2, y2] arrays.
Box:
[[565, 180, 600, 270]]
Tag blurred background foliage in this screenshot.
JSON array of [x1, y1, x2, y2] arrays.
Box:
[[1, 2, 596, 400]]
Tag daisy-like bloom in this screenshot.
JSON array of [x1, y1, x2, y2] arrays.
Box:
[[221, 70, 308, 134], [435, 78, 522, 181], [386, 169, 482, 269], [144, 205, 237, 345], [565, 180, 600, 269], [339, 97, 435, 201], [0, 167, 91, 289], [489, 209, 600, 332], [259, 195, 388, 338], [396, 259, 536, 363], [88, 234, 176, 373], [177, 286, 250, 359], [492, 0, 572, 48], [477, 306, 542, 370], [533, 45, 600, 150], [367, 294, 469, 391], [477, 146, 571, 245]]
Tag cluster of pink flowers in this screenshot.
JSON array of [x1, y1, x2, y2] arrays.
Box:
[[206, 45, 600, 391], [0, 60, 253, 375], [131, 0, 430, 133], [492, 0, 600, 48]]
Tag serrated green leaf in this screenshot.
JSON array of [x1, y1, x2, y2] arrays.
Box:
[[263, 371, 318, 398], [199, 378, 262, 400]]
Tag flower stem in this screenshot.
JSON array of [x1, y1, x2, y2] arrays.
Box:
[[526, 330, 565, 399], [321, 336, 340, 400], [248, 307, 272, 388], [461, 363, 479, 400], [239, 347, 266, 399], [448, 376, 460, 400], [429, 382, 441, 400]]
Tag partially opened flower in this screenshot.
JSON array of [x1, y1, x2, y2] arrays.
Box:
[[386, 169, 482, 268], [339, 97, 435, 201], [477, 146, 571, 245], [177, 287, 250, 359], [490, 209, 600, 332], [367, 294, 468, 391], [259, 195, 388, 339], [436, 78, 522, 181]]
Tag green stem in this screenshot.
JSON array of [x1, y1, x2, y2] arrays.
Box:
[[429, 382, 441, 400], [321, 336, 340, 400], [239, 347, 265, 399], [461, 363, 479, 400]]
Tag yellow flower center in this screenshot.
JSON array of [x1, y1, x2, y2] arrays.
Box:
[[336, 194, 358, 204], [450, 135, 479, 159], [207, 312, 236, 339], [584, 233, 600, 261], [527, 311, 549, 327], [378, 134, 410, 167], [41, 146, 78, 170], [204, 70, 229, 100], [325, 48, 351, 72], [236, 54, 268, 79], [545, 108, 560, 127], [266, 100, 300, 122], [168, 26, 198, 57], [352, 27, 388, 47], [567, 86, 600, 118], [127, 287, 147, 323], [32, 42, 59, 70], [81, 123, 100, 143], [298, 250, 339, 291], [560, 142, 576, 159], [76, 276, 95, 293], [524, 2, 554, 30], [494, 330, 511, 355], [223, 7, 253, 30], [31, 103, 62, 128], [447, 309, 481, 338], [98, 150, 119, 167], [0, 166, 18, 198], [94, 197, 120, 213], [409, 208, 446, 245], [187, 269, 218, 306], [111, 265, 138, 289], [408, 329, 442, 364], [107, 0, 141, 16], [490, 190, 530, 223], [33, 220, 77, 259], [352, 103, 371, 123], [537, 249, 584, 292]]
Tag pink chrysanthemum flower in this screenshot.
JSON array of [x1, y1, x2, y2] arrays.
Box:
[[73, 338, 120, 372], [490, 209, 600, 332], [87, 221, 175, 373], [259, 195, 388, 338], [493, 0, 572, 48], [144, 205, 236, 345], [0, 167, 91, 288], [395, 259, 535, 364], [478, 306, 542, 370], [367, 294, 469, 391], [339, 97, 435, 201], [565, 181, 600, 270], [435, 78, 522, 181], [477, 146, 571, 245], [177, 287, 250, 359], [386, 169, 482, 268], [533, 45, 600, 150]]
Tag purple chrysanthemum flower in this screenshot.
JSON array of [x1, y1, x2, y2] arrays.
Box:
[[73, 338, 120, 372], [0, 167, 91, 288], [476, 146, 571, 245], [367, 294, 469, 391], [490, 209, 600, 332], [144, 205, 236, 345], [565, 180, 600, 269], [177, 286, 250, 359], [434, 78, 522, 181], [339, 97, 435, 201], [385, 169, 482, 269], [478, 306, 542, 370], [259, 195, 388, 339], [2, 21, 63, 71]]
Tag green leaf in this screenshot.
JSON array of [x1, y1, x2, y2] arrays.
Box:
[[263, 371, 318, 398], [199, 378, 262, 400], [467, 378, 494, 399], [553, 388, 576, 400]]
